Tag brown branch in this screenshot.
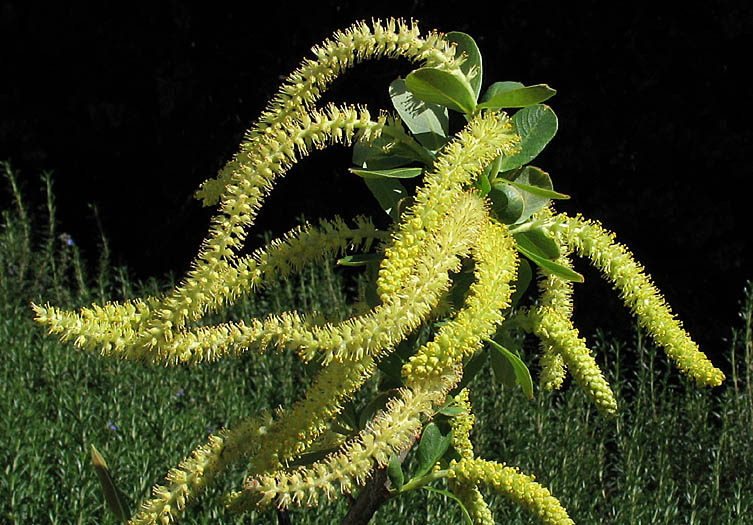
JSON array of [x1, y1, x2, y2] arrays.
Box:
[[341, 467, 390, 525], [341, 439, 416, 525]]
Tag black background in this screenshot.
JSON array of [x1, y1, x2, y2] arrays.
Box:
[[1, 1, 751, 364]]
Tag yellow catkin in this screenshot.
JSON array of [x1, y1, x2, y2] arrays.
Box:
[[196, 18, 467, 206], [402, 216, 517, 387], [450, 458, 574, 525], [549, 212, 724, 387], [447, 390, 495, 525], [31, 216, 386, 364], [234, 383, 441, 510], [377, 112, 519, 301], [127, 415, 270, 524], [528, 305, 618, 416], [32, 107, 387, 361], [536, 250, 575, 391]]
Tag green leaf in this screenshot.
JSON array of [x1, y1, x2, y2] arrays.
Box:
[[487, 339, 534, 399], [449, 264, 475, 310], [488, 182, 525, 224], [364, 177, 409, 221], [405, 67, 476, 114], [498, 105, 558, 172], [475, 169, 491, 196], [389, 78, 449, 151], [339, 401, 359, 432], [337, 253, 382, 267], [477, 84, 556, 109], [480, 81, 524, 104], [422, 486, 474, 525], [505, 172, 569, 199], [437, 405, 467, 417], [515, 242, 584, 282], [387, 453, 405, 491], [495, 166, 562, 224], [415, 423, 453, 479], [377, 353, 404, 382], [446, 32, 483, 100], [511, 164, 564, 200], [352, 135, 415, 169], [90, 444, 130, 523], [490, 340, 517, 389], [498, 166, 563, 223], [514, 229, 560, 260], [349, 167, 423, 179]]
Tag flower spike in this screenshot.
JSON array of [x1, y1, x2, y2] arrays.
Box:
[[549, 213, 725, 387]]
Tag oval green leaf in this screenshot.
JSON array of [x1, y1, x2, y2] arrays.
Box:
[[349, 167, 423, 179], [480, 81, 524, 104], [498, 105, 558, 172], [364, 177, 409, 221], [405, 67, 477, 115], [499, 166, 563, 222], [389, 78, 449, 151], [446, 31, 483, 99], [514, 229, 560, 260], [487, 339, 534, 399], [437, 405, 467, 417], [415, 423, 453, 479], [387, 453, 405, 491], [490, 341, 517, 389], [488, 182, 524, 224], [477, 84, 556, 109], [515, 242, 584, 282], [508, 165, 556, 192], [506, 178, 569, 200]]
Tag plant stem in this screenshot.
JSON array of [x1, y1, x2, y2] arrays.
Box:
[[341, 467, 390, 525]]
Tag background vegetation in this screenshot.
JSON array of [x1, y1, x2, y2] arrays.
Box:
[[2, 164, 751, 524]]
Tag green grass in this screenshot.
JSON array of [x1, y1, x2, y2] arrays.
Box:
[[2, 162, 752, 524]]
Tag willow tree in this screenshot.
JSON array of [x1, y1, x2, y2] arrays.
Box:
[[33, 19, 723, 525]]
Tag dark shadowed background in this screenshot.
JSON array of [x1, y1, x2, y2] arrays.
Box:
[[1, 1, 751, 363]]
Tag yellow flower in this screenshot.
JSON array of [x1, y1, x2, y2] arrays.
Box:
[[549, 213, 725, 387], [450, 458, 574, 525]]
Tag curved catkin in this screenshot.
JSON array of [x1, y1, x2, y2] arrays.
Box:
[[535, 231, 575, 391], [447, 390, 495, 525], [195, 18, 467, 207], [127, 415, 269, 525], [450, 458, 574, 525], [31, 216, 385, 364], [29, 17, 726, 525], [549, 213, 725, 387], [234, 383, 440, 511], [33, 105, 388, 363], [528, 306, 618, 416], [402, 216, 517, 386]]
